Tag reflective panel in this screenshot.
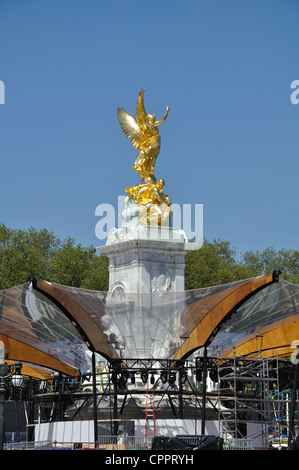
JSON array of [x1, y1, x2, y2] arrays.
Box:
[[49, 279, 249, 359], [209, 279, 299, 356], [0, 283, 90, 372], [1, 277, 298, 371]]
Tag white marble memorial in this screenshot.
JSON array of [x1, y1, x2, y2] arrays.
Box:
[[99, 199, 199, 295]]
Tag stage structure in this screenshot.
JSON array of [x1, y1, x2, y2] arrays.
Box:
[[0, 90, 299, 449]]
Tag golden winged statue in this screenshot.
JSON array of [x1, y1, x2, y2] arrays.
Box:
[[117, 87, 170, 180], [117, 88, 171, 226]]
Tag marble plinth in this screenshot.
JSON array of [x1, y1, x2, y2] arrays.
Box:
[[99, 199, 199, 294], [100, 238, 197, 294]]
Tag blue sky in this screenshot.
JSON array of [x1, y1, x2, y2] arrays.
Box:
[[0, 0, 298, 255]]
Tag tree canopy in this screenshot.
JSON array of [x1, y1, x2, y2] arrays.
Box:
[[185, 239, 299, 289], [0, 223, 108, 291], [0, 223, 298, 291]]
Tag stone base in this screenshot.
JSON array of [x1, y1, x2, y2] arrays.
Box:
[[99, 198, 199, 294], [99, 237, 199, 357], [105, 197, 188, 246], [100, 238, 198, 294]]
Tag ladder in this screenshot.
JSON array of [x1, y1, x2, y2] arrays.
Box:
[[96, 361, 110, 391], [145, 383, 156, 437]]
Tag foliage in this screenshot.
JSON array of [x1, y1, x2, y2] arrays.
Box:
[[0, 223, 109, 291], [185, 238, 255, 289], [0, 223, 298, 291], [242, 247, 299, 285], [46, 237, 109, 290], [185, 238, 299, 289]]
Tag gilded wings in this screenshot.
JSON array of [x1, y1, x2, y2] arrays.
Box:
[[117, 88, 169, 179]]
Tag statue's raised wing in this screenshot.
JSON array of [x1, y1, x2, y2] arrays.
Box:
[[136, 87, 147, 130], [117, 107, 141, 150]]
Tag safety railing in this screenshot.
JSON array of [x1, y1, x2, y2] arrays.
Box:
[[4, 436, 153, 451], [223, 438, 254, 450], [4, 435, 255, 450]]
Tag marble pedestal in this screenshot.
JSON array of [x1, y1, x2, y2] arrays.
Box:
[[99, 199, 199, 295], [99, 233, 198, 358], [100, 238, 197, 295], [97, 200, 200, 357]]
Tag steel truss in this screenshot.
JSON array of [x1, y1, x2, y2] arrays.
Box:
[[216, 354, 299, 447], [27, 354, 299, 447]]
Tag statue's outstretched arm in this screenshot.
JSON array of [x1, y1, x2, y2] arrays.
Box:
[[155, 106, 170, 127]]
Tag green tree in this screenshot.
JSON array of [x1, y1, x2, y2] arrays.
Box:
[[0, 223, 109, 290], [0, 223, 59, 289], [242, 247, 299, 285], [0, 222, 297, 291], [184, 238, 255, 290], [81, 252, 109, 291], [47, 237, 109, 290]]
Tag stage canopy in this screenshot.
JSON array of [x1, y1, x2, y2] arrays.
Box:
[[0, 272, 298, 379]]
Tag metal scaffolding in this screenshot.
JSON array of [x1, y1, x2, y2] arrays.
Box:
[[216, 353, 299, 447], [17, 353, 298, 449]]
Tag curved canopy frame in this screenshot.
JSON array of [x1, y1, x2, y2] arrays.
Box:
[[0, 271, 298, 380], [33, 278, 119, 361], [0, 281, 91, 379], [174, 273, 276, 360], [220, 315, 299, 359], [0, 334, 78, 378], [33, 273, 284, 362], [32, 275, 277, 362], [209, 278, 299, 360]]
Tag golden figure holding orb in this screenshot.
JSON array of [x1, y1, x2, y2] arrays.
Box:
[[117, 88, 171, 225]]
